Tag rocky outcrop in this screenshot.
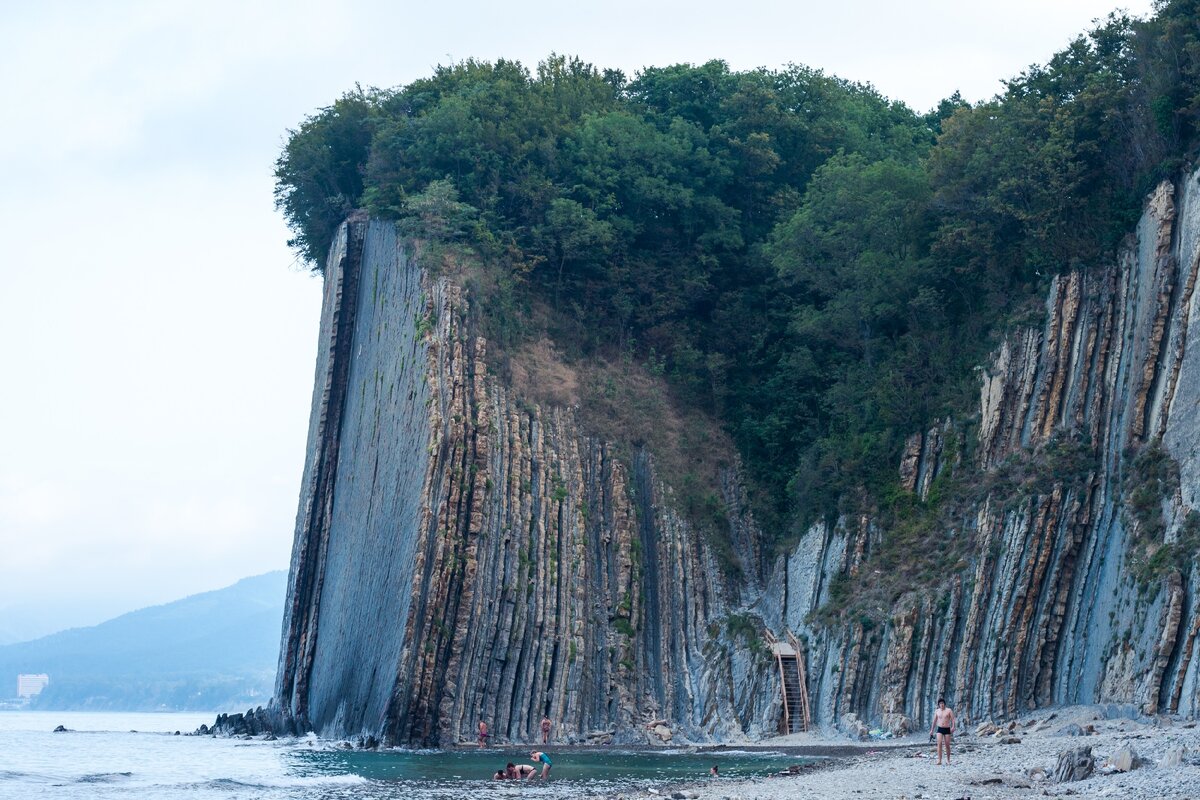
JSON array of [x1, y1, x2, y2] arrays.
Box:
[[274, 220, 777, 746], [771, 167, 1200, 732], [274, 166, 1200, 746]]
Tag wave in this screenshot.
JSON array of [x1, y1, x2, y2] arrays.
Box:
[[198, 774, 371, 790], [76, 771, 134, 783]]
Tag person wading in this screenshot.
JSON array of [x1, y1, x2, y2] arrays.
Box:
[[929, 698, 955, 765], [540, 715, 552, 744], [530, 750, 553, 778]]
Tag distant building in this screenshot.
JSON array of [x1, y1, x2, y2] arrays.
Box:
[[17, 674, 49, 698]]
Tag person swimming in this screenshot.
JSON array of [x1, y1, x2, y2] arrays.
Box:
[[530, 750, 553, 778], [506, 762, 536, 779], [492, 769, 506, 780]]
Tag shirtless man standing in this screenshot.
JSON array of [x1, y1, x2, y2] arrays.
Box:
[[930, 698, 955, 765]]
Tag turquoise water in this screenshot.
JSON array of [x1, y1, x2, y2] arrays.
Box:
[[0, 712, 809, 799]]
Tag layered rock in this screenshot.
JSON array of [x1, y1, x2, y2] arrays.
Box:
[[771, 168, 1200, 732], [275, 166, 1200, 745], [274, 220, 777, 746]]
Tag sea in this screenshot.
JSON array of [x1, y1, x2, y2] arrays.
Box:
[[0, 712, 809, 799]]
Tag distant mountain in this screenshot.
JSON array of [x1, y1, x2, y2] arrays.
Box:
[[0, 571, 285, 712]]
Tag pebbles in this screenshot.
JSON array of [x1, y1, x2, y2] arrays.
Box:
[[598, 706, 1200, 800]]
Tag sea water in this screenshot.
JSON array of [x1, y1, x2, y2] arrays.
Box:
[[0, 712, 809, 799]]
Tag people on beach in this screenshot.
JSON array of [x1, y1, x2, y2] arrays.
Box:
[[506, 762, 536, 779], [930, 698, 955, 765], [710, 764, 719, 777], [540, 715, 552, 743], [492, 769, 507, 780], [478, 720, 489, 748], [530, 750, 553, 778]]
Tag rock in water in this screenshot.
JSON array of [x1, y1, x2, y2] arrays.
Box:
[[52, 725, 66, 733], [1054, 746, 1094, 782]]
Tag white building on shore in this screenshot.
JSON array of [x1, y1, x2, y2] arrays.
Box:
[[17, 674, 49, 699]]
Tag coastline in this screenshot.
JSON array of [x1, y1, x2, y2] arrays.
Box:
[[586, 705, 1200, 800]]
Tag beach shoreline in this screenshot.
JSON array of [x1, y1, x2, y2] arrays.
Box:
[[582, 705, 1200, 800]]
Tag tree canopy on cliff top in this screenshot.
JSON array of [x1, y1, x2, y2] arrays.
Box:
[[275, 1, 1200, 542]]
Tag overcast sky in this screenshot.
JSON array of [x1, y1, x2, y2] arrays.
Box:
[[0, 0, 1155, 643]]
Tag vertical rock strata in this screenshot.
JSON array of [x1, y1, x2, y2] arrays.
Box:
[[776, 169, 1200, 732], [278, 167, 1200, 745], [275, 221, 775, 745]]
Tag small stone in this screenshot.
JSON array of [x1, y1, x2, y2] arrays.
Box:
[[999, 736, 1022, 744]]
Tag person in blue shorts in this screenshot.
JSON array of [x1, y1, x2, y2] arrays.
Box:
[[530, 750, 552, 778]]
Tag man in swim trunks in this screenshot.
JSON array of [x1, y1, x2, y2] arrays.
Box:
[[530, 750, 552, 778], [506, 762, 536, 779], [478, 720, 489, 748], [541, 715, 552, 744], [930, 698, 955, 765]]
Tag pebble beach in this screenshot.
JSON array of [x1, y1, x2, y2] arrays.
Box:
[[594, 705, 1200, 800]]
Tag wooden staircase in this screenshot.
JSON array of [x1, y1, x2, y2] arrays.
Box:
[[767, 630, 811, 734]]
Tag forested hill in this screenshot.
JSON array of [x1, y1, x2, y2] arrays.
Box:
[[274, 2, 1200, 547], [0, 572, 284, 711]]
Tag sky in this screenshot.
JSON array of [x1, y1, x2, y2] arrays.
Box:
[[0, 0, 1156, 643]]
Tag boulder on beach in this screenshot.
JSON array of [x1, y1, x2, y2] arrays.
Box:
[[975, 721, 997, 737], [839, 712, 870, 741], [1160, 746, 1186, 768], [1053, 745, 1095, 782], [1104, 744, 1141, 772]]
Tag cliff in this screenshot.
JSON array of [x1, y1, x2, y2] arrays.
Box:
[[769, 168, 1200, 734], [273, 219, 777, 746], [273, 166, 1200, 746]]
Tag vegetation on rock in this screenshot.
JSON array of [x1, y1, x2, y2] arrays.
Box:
[[274, 3, 1200, 565]]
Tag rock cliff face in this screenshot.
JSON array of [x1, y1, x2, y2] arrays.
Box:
[[769, 168, 1200, 734], [274, 220, 777, 746], [276, 167, 1200, 745]]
